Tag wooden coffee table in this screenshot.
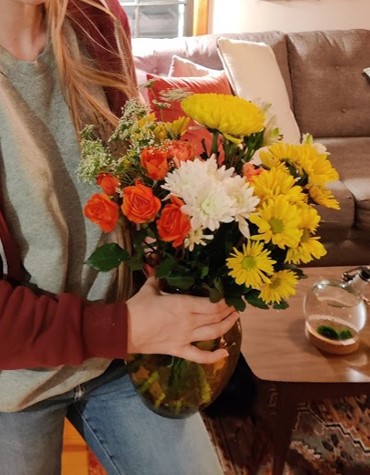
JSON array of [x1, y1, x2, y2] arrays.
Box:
[[240, 266, 370, 475]]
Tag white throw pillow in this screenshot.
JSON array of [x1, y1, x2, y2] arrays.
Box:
[[168, 55, 223, 78], [217, 37, 301, 143]]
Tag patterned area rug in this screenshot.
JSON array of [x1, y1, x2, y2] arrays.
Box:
[[203, 390, 370, 475], [87, 384, 370, 474]]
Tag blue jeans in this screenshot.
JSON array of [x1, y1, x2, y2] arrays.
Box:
[[0, 361, 223, 475]]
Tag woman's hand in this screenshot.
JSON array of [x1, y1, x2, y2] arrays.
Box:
[[126, 277, 240, 364]]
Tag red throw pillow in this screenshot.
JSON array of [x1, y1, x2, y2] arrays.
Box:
[[146, 73, 233, 156]]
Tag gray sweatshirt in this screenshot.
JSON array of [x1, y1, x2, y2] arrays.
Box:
[[0, 24, 117, 412]]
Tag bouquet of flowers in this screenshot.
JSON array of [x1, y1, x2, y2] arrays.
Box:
[[79, 90, 339, 417]]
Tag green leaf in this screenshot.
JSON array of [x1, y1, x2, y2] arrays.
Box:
[[225, 296, 246, 312], [85, 243, 130, 271], [208, 287, 223, 303], [164, 275, 196, 290], [272, 300, 289, 310], [245, 292, 269, 309], [155, 256, 177, 277], [128, 254, 145, 271]]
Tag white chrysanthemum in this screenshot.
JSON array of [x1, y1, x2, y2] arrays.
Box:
[[184, 228, 214, 251], [162, 157, 237, 231], [224, 175, 260, 237], [162, 156, 234, 199], [182, 181, 236, 231]]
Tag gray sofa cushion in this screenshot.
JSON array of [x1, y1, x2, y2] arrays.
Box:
[[320, 137, 370, 231], [287, 29, 370, 137]]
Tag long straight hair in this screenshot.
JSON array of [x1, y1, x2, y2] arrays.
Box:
[[46, 0, 138, 133], [46, 0, 136, 300]]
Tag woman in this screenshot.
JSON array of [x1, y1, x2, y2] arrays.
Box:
[[0, 0, 239, 473]]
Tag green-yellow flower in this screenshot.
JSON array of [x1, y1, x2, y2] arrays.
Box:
[[249, 195, 302, 249], [226, 241, 276, 290], [180, 93, 265, 138], [259, 270, 298, 304]]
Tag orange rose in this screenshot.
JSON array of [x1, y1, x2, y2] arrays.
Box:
[[167, 140, 195, 167], [157, 196, 191, 247], [84, 193, 119, 232], [97, 173, 120, 196], [122, 183, 161, 224], [243, 162, 264, 182], [140, 146, 169, 181]]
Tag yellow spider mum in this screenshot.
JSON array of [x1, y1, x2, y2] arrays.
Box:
[[252, 167, 306, 204], [250, 195, 303, 249], [226, 241, 276, 290], [258, 142, 300, 170], [297, 144, 339, 187], [164, 116, 191, 138], [307, 184, 340, 210], [286, 232, 327, 264], [260, 269, 298, 304], [180, 93, 265, 139]]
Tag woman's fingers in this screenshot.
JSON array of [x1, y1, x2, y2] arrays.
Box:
[[179, 345, 230, 365], [191, 312, 240, 343]]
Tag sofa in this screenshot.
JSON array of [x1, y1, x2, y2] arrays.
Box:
[[131, 29, 370, 267]]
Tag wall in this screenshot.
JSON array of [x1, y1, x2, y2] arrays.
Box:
[[209, 0, 370, 33]]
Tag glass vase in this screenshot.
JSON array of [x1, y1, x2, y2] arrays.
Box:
[[125, 319, 242, 419], [303, 278, 367, 355]]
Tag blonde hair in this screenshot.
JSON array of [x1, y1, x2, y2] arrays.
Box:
[[46, 0, 136, 300], [46, 0, 138, 132]]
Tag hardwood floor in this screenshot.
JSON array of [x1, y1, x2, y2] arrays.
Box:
[[62, 420, 89, 475]]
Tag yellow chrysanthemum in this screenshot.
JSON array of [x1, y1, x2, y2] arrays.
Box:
[[252, 167, 306, 204], [286, 232, 327, 264], [307, 184, 340, 210], [226, 241, 276, 290], [180, 93, 265, 138], [249, 195, 303, 249], [259, 270, 298, 304]]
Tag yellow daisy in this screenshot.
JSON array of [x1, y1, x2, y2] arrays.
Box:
[[260, 270, 298, 304], [252, 167, 306, 204], [249, 196, 303, 249], [226, 241, 276, 290], [180, 93, 265, 138], [307, 184, 340, 210]]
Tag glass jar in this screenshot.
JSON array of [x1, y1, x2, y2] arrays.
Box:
[[303, 267, 370, 355]]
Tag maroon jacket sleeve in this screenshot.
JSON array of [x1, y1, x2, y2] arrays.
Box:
[[0, 1, 138, 370], [0, 279, 128, 370]]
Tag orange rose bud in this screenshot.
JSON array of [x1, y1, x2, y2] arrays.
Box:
[[167, 140, 195, 166], [157, 196, 191, 247], [84, 193, 119, 232], [140, 146, 169, 181], [122, 183, 161, 224], [243, 162, 264, 182], [97, 173, 120, 196]]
